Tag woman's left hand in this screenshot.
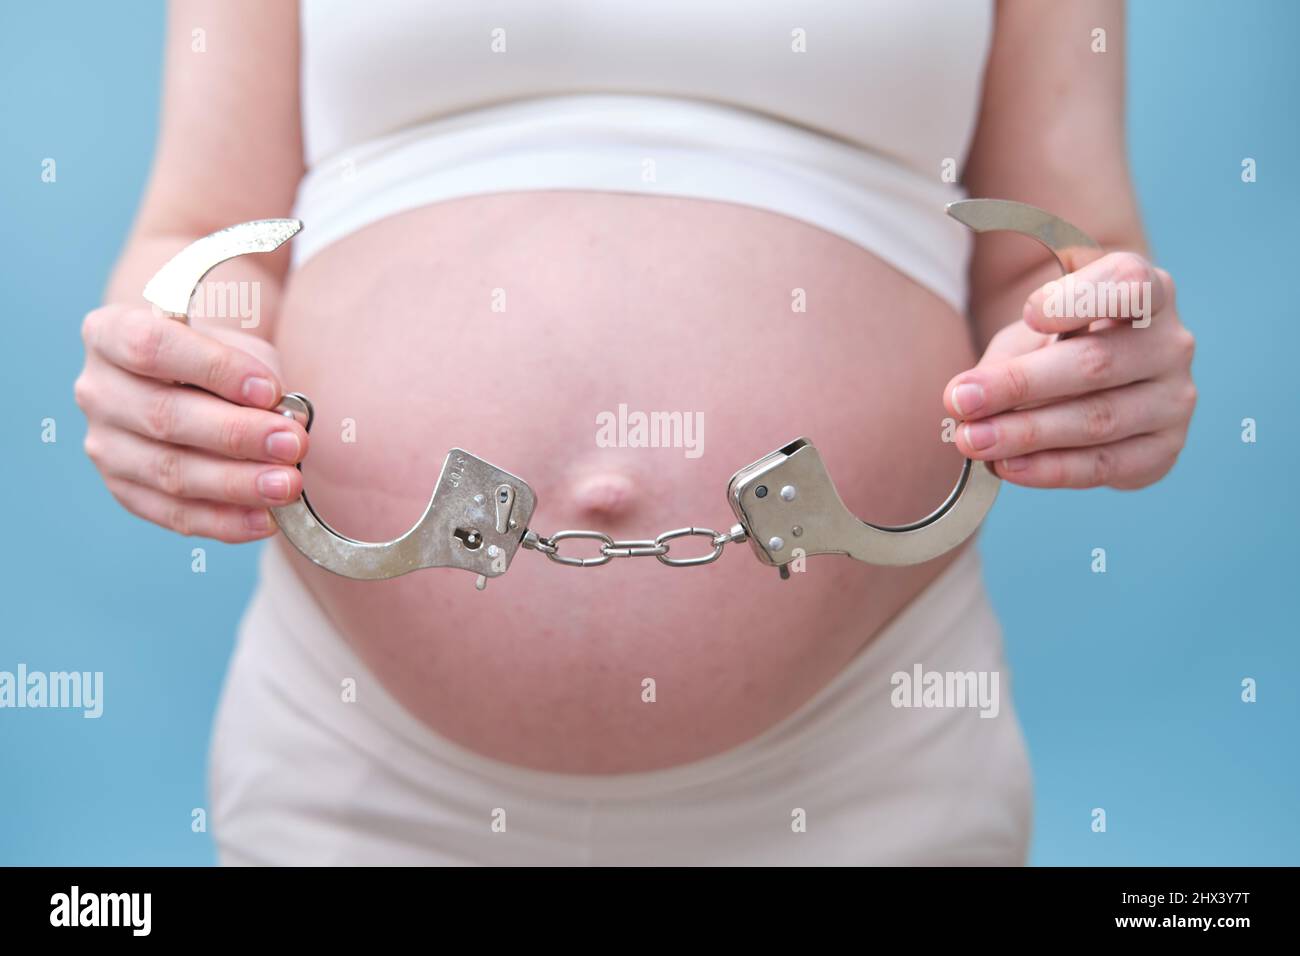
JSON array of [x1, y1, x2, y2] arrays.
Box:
[[943, 252, 1196, 489]]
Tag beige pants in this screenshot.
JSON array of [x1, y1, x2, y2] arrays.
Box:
[[210, 542, 1031, 865]]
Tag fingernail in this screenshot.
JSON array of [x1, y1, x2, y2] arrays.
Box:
[[256, 469, 292, 501], [1002, 457, 1029, 473], [242, 376, 277, 408], [244, 509, 272, 531], [265, 431, 301, 462], [964, 422, 998, 451], [1024, 292, 1043, 320], [952, 383, 985, 416]]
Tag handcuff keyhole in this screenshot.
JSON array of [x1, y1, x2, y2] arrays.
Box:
[[454, 527, 483, 550]]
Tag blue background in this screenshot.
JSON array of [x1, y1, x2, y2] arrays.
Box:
[[1, 1, 1295, 866]]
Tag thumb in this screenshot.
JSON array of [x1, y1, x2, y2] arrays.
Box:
[[203, 326, 285, 382], [976, 319, 1049, 369]]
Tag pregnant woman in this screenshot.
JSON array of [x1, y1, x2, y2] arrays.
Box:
[[75, 0, 1195, 865]]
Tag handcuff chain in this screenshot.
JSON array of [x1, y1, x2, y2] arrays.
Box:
[[522, 524, 748, 568]]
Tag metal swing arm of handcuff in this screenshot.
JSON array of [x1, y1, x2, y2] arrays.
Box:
[[142, 199, 1100, 589]]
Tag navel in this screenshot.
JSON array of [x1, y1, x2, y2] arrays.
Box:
[[568, 472, 639, 518]]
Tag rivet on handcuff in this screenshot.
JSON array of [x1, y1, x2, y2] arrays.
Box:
[[142, 200, 1100, 589]]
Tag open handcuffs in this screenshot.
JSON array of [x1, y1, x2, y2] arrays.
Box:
[[143, 200, 1100, 589]]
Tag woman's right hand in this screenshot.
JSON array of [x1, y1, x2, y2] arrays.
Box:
[[74, 304, 309, 543]]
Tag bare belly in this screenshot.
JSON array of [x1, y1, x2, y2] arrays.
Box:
[[272, 191, 978, 773]]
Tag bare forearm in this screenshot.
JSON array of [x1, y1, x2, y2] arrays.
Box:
[[104, 0, 303, 334], [962, 0, 1148, 353]]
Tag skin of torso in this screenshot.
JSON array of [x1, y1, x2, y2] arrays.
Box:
[[272, 190, 977, 774]]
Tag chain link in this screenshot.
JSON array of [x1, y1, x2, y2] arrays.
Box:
[[522, 524, 747, 568]]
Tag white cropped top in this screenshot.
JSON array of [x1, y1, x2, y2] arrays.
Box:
[[295, 0, 994, 311]]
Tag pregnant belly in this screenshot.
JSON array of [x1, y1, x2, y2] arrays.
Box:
[[272, 191, 979, 773]]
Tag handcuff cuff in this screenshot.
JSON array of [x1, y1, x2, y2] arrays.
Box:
[[143, 199, 1100, 590]]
